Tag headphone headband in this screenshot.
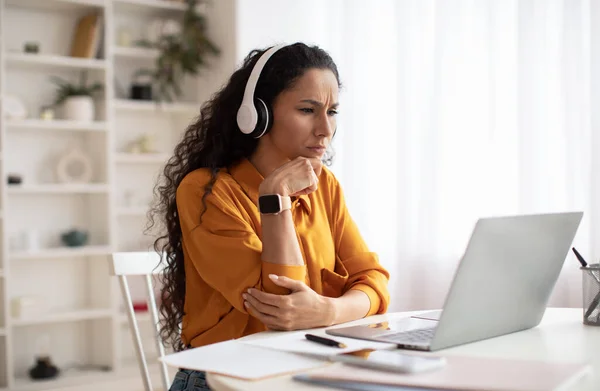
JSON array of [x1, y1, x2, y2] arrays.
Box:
[[237, 44, 287, 136]]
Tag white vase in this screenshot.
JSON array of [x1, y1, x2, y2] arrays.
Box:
[[62, 96, 95, 122]]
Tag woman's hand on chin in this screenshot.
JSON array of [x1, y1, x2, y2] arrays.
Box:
[[259, 157, 322, 197]]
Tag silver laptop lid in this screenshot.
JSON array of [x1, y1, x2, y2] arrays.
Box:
[[429, 211, 583, 351]]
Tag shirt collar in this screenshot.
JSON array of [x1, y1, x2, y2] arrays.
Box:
[[228, 159, 312, 215]]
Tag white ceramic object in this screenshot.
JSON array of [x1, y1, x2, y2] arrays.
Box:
[[62, 95, 95, 121], [56, 147, 93, 184], [3, 94, 27, 119]]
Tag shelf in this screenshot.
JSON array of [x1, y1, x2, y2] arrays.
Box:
[[10, 245, 112, 260], [115, 152, 169, 164], [113, 46, 160, 60], [11, 308, 113, 326], [5, 52, 106, 70], [5, 119, 108, 132], [113, 0, 188, 12], [13, 368, 113, 391], [11, 362, 160, 391], [8, 183, 110, 194], [117, 207, 149, 216], [5, 0, 105, 11], [113, 99, 198, 114]]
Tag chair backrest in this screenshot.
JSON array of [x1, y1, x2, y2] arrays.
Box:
[[109, 251, 169, 391]]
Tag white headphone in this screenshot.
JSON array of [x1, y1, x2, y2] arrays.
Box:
[[236, 44, 287, 138]]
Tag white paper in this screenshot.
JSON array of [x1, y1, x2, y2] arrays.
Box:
[[239, 330, 397, 357], [159, 340, 327, 380]]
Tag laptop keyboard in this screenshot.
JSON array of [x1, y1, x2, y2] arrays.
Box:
[[379, 327, 436, 344]]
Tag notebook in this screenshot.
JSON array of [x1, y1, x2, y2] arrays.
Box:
[[159, 339, 329, 380], [293, 355, 590, 391], [239, 330, 396, 357]]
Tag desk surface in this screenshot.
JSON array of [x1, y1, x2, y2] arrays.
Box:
[[206, 308, 600, 391]]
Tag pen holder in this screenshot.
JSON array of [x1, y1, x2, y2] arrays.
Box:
[[581, 264, 600, 326]]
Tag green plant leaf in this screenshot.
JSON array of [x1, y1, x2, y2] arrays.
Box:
[[49, 71, 104, 105], [147, 0, 220, 102]]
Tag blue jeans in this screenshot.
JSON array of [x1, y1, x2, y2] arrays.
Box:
[[169, 369, 211, 391]]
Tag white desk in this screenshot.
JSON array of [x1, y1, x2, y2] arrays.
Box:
[[206, 308, 599, 391]]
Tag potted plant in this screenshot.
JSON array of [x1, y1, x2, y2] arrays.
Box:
[[50, 71, 103, 121], [135, 0, 220, 102]]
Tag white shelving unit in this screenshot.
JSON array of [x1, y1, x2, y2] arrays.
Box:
[[11, 364, 146, 391], [113, 45, 160, 59], [11, 309, 113, 327], [7, 183, 110, 194], [113, 98, 198, 113], [0, 0, 236, 389], [9, 245, 113, 260], [115, 152, 169, 164], [113, 0, 187, 12], [5, 119, 108, 132], [5, 0, 106, 9], [6, 52, 107, 70]]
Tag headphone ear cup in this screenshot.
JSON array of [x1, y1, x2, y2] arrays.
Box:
[[253, 98, 271, 138]]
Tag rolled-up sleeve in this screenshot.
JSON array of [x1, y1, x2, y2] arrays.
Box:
[[177, 180, 306, 312], [331, 179, 390, 316]]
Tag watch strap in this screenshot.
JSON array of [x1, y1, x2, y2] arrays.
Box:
[[280, 195, 292, 212]]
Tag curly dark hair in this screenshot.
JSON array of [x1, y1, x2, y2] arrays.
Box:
[[147, 42, 341, 351]]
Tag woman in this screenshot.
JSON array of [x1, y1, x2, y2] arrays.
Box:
[[150, 42, 390, 391]]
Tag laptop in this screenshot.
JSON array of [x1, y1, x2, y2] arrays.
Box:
[[327, 212, 583, 351]]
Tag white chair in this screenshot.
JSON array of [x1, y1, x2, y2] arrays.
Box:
[[109, 251, 170, 391]]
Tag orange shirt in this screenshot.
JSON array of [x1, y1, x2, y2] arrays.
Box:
[[176, 158, 390, 348]]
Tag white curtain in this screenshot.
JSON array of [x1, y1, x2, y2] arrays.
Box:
[[327, 0, 599, 311]]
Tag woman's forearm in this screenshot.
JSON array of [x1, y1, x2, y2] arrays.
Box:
[[260, 210, 304, 266], [326, 289, 371, 326]]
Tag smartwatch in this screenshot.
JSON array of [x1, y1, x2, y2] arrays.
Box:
[[258, 194, 292, 215]]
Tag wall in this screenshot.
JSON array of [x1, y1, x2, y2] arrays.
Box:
[[234, 0, 343, 66]]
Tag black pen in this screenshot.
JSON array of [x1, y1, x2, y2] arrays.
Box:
[[573, 247, 600, 282], [572, 247, 588, 267], [305, 333, 347, 348]]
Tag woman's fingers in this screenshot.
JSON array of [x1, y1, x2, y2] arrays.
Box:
[[290, 160, 319, 196], [243, 293, 279, 316], [246, 288, 287, 307], [244, 299, 290, 330], [244, 300, 278, 323], [262, 157, 321, 197]]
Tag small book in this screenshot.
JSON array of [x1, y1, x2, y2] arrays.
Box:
[[70, 13, 99, 58]]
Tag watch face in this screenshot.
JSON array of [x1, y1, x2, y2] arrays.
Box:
[[259, 195, 281, 214]]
